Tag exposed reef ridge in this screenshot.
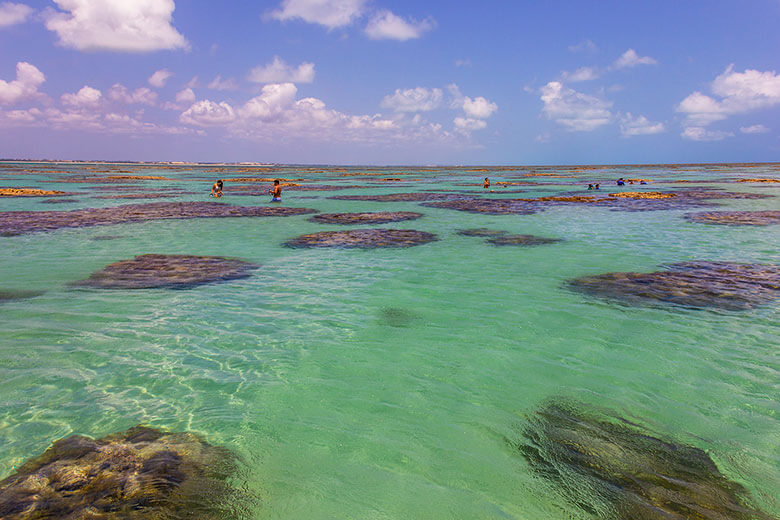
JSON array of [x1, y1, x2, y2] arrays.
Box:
[[686, 210, 780, 226], [74, 254, 258, 289], [0, 188, 68, 197], [0, 425, 251, 520], [284, 228, 438, 248], [568, 261, 780, 310], [515, 400, 774, 520], [0, 202, 318, 236], [308, 211, 423, 225]]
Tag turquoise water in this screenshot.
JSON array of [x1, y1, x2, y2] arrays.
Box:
[[1, 163, 778, 518]]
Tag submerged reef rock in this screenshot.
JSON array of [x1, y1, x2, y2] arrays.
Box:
[[0, 188, 68, 197], [285, 228, 438, 248], [74, 254, 258, 289], [378, 307, 417, 327], [309, 211, 423, 225], [607, 191, 676, 199], [424, 198, 539, 215], [486, 234, 562, 246], [0, 289, 44, 303], [736, 178, 780, 183], [456, 228, 508, 237], [329, 192, 466, 202], [40, 198, 77, 204], [568, 261, 780, 310], [0, 202, 317, 236], [686, 211, 780, 226], [0, 425, 251, 520], [515, 400, 774, 520]]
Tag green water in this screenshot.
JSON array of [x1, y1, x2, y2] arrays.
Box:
[[1, 163, 778, 518]]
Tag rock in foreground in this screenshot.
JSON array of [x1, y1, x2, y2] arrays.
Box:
[[516, 400, 774, 520], [74, 254, 258, 289], [284, 228, 438, 248], [568, 261, 780, 310], [308, 211, 423, 225], [0, 426, 251, 520]]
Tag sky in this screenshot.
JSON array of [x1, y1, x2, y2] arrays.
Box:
[[0, 0, 779, 165]]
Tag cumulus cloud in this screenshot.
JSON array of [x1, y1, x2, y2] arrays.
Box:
[[364, 10, 434, 41], [248, 56, 315, 84], [0, 1, 32, 27], [207, 75, 239, 91], [740, 124, 769, 134], [454, 117, 487, 131], [618, 112, 665, 136], [175, 87, 195, 103], [61, 85, 102, 107], [462, 96, 497, 119], [148, 68, 173, 88], [44, 0, 188, 52], [613, 49, 657, 69], [108, 84, 157, 105], [0, 61, 45, 105], [269, 0, 366, 29], [677, 65, 780, 131], [681, 127, 733, 141], [539, 81, 611, 131], [380, 87, 442, 112], [180, 100, 236, 126], [562, 66, 600, 82]]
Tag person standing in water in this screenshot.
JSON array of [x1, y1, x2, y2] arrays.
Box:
[[269, 179, 282, 202], [210, 179, 223, 197], [483, 177, 490, 189]]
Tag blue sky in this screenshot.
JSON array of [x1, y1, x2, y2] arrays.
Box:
[[1, 0, 779, 164]]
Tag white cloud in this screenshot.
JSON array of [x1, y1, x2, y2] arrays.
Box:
[[454, 117, 487, 131], [0, 61, 45, 105], [681, 127, 733, 141], [61, 85, 102, 107], [269, 0, 366, 29], [539, 81, 611, 131], [180, 100, 236, 126], [364, 10, 434, 41], [380, 87, 442, 112], [677, 65, 780, 128], [568, 39, 596, 53], [248, 56, 315, 84], [108, 84, 157, 105], [619, 112, 665, 136], [740, 124, 769, 134], [44, 0, 188, 52], [0, 2, 32, 27], [562, 66, 600, 82], [207, 75, 239, 91], [613, 49, 657, 69], [455, 59, 471, 68], [148, 68, 173, 88], [175, 87, 195, 103], [462, 96, 497, 119]]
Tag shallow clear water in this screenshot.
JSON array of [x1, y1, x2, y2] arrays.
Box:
[[1, 163, 778, 518]]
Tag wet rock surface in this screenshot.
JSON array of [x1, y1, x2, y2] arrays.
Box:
[[0, 425, 251, 520], [309, 211, 423, 225], [0, 188, 69, 197], [329, 192, 467, 202], [74, 254, 258, 289], [486, 234, 562, 246], [0, 202, 317, 236], [284, 228, 438, 248], [424, 198, 540, 215], [0, 290, 45, 303], [686, 211, 780, 226], [515, 400, 774, 520], [456, 228, 508, 237], [568, 261, 780, 310]]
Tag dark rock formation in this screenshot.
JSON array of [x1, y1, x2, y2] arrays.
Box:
[[308, 211, 423, 225], [0, 202, 317, 236], [0, 290, 44, 303], [284, 228, 438, 248], [486, 234, 562, 246], [568, 261, 780, 310], [515, 400, 775, 520], [686, 211, 780, 226], [456, 228, 508, 237], [329, 192, 467, 202], [0, 425, 252, 519]]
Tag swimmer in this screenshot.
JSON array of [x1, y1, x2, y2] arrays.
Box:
[[210, 179, 223, 198], [588, 184, 594, 190], [594, 183, 600, 190], [640, 180, 647, 185], [616, 177, 625, 186], [483, 177, 490, 189], [269, 179, 282, 202]]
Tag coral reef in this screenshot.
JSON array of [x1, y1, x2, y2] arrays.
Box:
[[284, 229, 438, 248], [486, 234, 562, 246], [309, 212, 423, 225], [686, 211, 780, 226]]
